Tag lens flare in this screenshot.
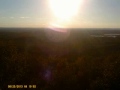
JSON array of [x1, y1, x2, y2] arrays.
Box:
[[45, 26, 70, 42], [48, 23, 67, 32]]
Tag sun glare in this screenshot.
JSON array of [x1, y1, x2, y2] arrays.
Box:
[[49, 0, 82, 20]]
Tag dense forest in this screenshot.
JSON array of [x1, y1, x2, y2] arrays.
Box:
[[0, 28, 120, 90]]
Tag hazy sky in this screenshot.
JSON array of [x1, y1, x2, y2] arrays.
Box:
[[0, 0, 120, 28]]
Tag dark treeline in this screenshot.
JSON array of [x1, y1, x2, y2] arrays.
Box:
[[0, 28, 120, 90]]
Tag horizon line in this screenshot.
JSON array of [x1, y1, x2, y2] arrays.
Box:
[[0, 27, 120, 29]]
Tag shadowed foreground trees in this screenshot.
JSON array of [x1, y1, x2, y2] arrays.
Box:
[[0, 30, 120, 90]]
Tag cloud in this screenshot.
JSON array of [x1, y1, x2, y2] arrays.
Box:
[[20, 17, 30, 19], [10, 17, 14, 19], [37, 18, 49, 20]]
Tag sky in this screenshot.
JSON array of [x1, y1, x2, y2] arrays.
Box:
[[0, 0, 120, 28]]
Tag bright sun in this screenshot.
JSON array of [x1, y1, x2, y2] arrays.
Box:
[[49, 0, 82, 21]]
